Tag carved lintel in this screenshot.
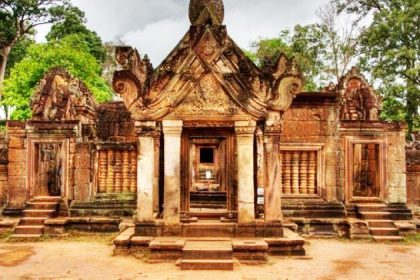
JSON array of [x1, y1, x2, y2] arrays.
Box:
[[234, 121, 256, 135], [135, 121, 158, 136], [264, 111, 283, 135], [162, 120, 183, 136]]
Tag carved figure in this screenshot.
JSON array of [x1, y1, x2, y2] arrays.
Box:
[[339, 67, 381, 121]]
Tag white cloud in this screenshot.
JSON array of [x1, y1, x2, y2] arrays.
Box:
[[35, 0, 331, 65]]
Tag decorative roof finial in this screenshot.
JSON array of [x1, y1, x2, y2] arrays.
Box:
[[189, 0, 224, 26]]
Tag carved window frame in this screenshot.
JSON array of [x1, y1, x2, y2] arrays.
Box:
[[27, 137, 70, 200], [280, 143, 325, 198], [344, 137, 387, 203]]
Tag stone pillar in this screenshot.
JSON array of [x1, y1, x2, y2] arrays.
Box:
[[235, 121, 256, 223], [136, 121, 157, 222], [264, 115, 283, 222], [162, 120, 183, 224]]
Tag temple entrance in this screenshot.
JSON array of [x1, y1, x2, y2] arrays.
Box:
[[181, 127, 236, 220], [352, 143, 381, 198], [33, 143, 64, 197], [346, 139, 385, 203]]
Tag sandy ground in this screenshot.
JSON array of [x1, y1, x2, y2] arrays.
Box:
[[0, 238, 419, 280]]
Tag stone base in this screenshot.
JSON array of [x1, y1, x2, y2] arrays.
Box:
[[135, 220, 284, 238], [2, 207, 24, 217], [69, 194, 136, 217]]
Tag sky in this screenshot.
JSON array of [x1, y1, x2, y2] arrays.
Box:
[[36, 0, 331, 66]]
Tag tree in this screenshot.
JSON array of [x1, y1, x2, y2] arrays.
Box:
[[317, 2, 359, 83], [2, 34, 112, 120], [0, 0, 78, 88], [249, 24, 330, 91], [335, 0, 420, 134], [46, 6, 106, 63]]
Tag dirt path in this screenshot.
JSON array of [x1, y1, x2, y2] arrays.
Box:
[[0, 239, 419, 280]]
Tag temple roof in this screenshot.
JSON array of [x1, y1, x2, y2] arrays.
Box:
[[113, 0, 303, 121]]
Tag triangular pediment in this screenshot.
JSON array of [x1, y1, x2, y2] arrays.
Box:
[[167, 73, 248, 118]]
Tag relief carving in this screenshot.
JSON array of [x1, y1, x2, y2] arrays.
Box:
[[112, 0, 304, 121], [31, 67, 96, 122], [339, 67, 381, 121]]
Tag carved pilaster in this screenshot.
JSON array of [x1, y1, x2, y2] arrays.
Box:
[[136, 121, 157, 222], [263, 115, 283, 222], [162, 120, 183, 224], [235, 121, 256, 223]]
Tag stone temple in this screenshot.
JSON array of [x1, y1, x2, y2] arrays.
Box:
[[0, 0, 418, 270]]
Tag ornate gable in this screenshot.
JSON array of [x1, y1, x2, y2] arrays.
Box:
[[113, 0, 303, 121], [338, 67, 382, 121], [31, 67, 96, 122]]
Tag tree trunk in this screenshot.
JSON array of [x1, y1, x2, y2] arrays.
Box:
[[0, 45, 11, 86]]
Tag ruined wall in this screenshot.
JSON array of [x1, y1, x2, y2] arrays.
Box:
[[0, 131, 8, 209], [6, 122, 27, 212], [339, 122, 407, 204], [73, 143, 94, 202], [281, 93, 340, 202], [387, 129, 408, 204], [406, 133, 420, 206]]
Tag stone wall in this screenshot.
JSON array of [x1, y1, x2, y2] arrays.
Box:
[[406, 133, 420, 207], [339, 122, 407, 204], [281, 93, 340, 202], [0, 131, 8, 209], [5, 122, 27, 212]]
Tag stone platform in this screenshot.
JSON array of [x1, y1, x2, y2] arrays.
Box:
[[113, 227, 306, 270]]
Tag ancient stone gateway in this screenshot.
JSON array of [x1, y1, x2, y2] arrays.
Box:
[[0, 0, 417, 264]]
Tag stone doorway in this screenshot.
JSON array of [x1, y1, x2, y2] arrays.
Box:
[[181, 128, 236, 221], [345, 138, 386, 203], [34, 143, 64, 197], [28, 139, 69, 200]]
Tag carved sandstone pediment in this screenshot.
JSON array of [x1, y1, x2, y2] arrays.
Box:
[[113, 2, 303, 122], [31, 67, 96, 122]]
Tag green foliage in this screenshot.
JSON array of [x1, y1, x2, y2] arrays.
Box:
[[2, 35, 112, 120], [0, 0, 73, 48], [46, 6, 106, 63], [249, 24, 330, 91], [338, 0, 420, 133], [5, 37, 35, 78]]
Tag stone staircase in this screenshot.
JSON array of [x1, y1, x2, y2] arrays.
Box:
[[180, 240, 234, 270], [10, 196, 61, 240], [357, 203, 403, 242]]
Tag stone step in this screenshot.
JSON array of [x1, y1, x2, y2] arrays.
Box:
[[23, 209, 56, 218], [360, 211, 391, 220], [14, 225, 44, 235], [370, 227, 399, 236], [9, 234, 42, 241], [26, 202, 59, 210], [182, 241, 232, 260], [183, 223, 236, 237], [33, 196, 62, 203], [367, 220, 395, 228], [357, 204, 387, 212], [180, 259, 234, 270], [372, 236, 403, 242], [19, 217, 48, 226]]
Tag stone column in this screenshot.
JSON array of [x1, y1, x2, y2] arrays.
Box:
[[136, 121, 157, 222], [264, 118, 283, 222], [235, 121, 256, 223], [162, 120, 183, 224]]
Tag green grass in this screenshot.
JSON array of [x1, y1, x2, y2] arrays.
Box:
[[0, 231, 13, 242], [401, 234, 420, 245]]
